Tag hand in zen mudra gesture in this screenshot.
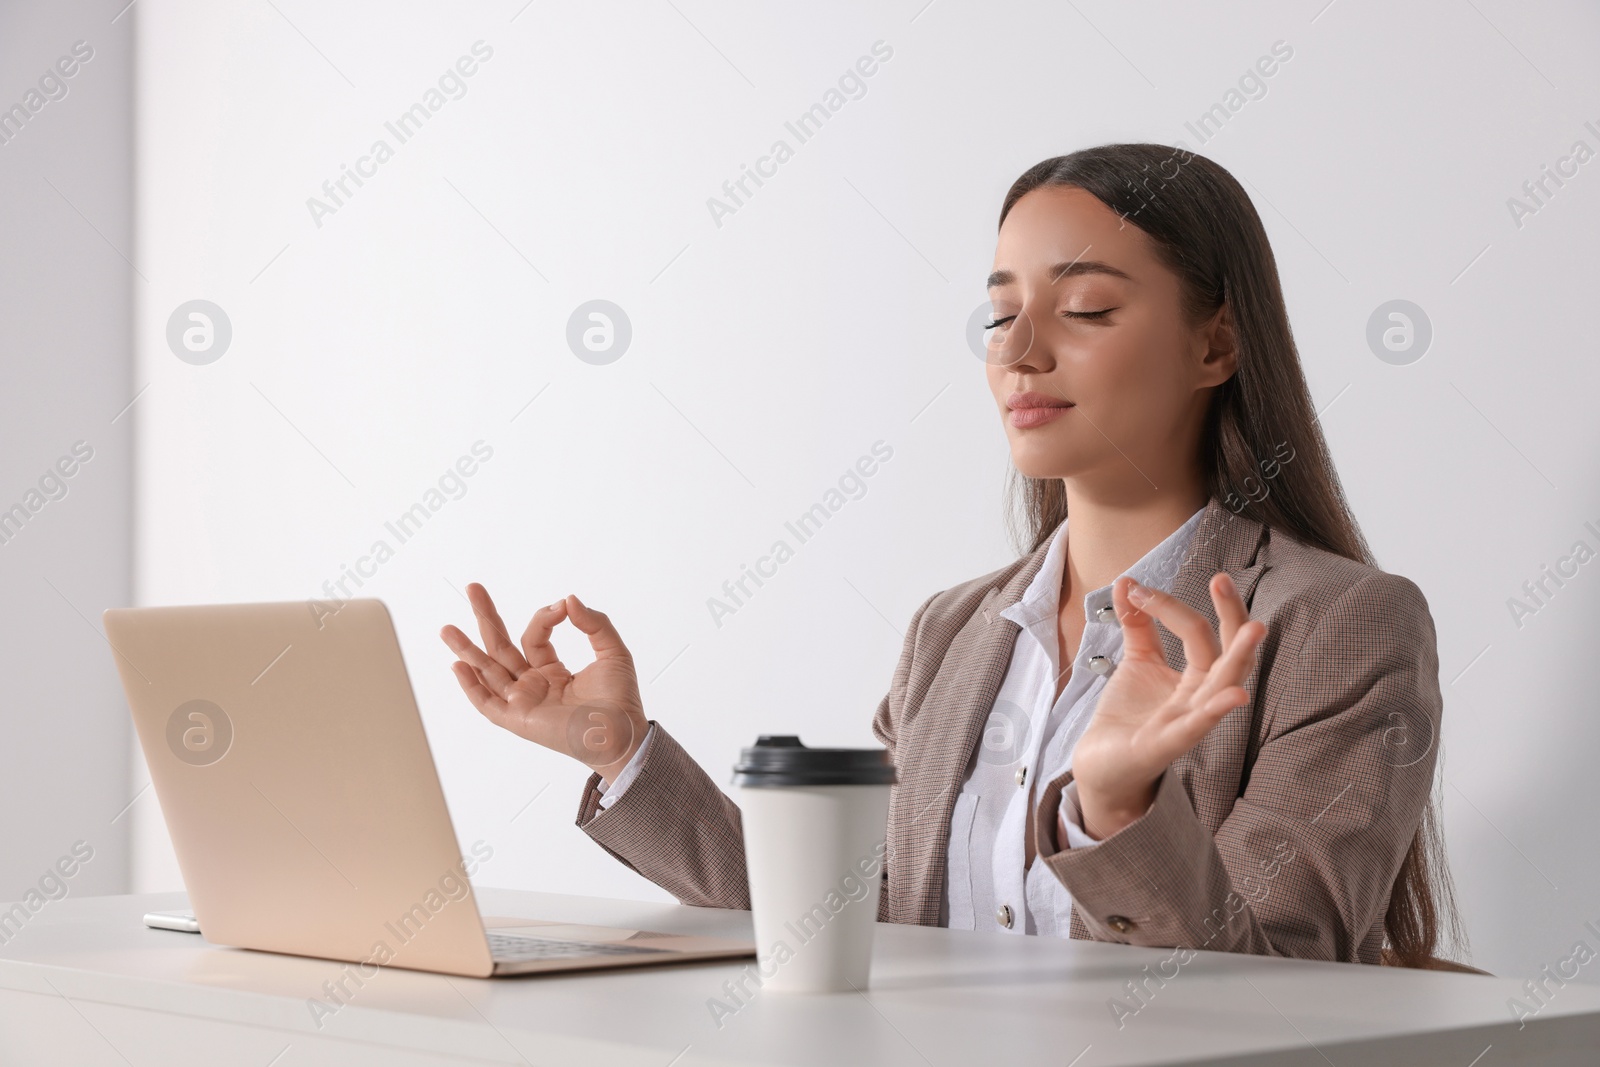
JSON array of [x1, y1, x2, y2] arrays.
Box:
[[440, 584, 649, 782], [1063, 571, 1267, 845]]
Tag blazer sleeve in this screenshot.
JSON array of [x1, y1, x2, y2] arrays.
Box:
[[1031, 572, 1442, 962], [574, 718, 750, 908], [575, 591, 939, 912]]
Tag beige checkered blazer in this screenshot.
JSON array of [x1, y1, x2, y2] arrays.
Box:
[[575, 495, 1442, 964]]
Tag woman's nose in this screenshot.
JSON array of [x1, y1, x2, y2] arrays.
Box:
[[992, 305, 1054, 372]]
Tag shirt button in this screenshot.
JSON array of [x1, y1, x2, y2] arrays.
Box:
[[1087, 655, 1114, 676], [1106, 914, 1134, 933], [1094, 604, 1118, 624], [996, 905, 1014, 929], [1015, 766, 1027, 787]]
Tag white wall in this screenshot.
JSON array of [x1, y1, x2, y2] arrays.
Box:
[[131, 0, 1600, 983], [0, 5, 133, 903]]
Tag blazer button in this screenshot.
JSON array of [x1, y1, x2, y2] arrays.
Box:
[[996, 905, 1014, 929], [1094, 604, 1118, 624], [1015, 766, 1027, 788], [1106, 914, 1134, 933], [1087, 655, 1114, 676]]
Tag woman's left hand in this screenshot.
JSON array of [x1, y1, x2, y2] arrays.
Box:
[[1060, 572, 1266, 844]]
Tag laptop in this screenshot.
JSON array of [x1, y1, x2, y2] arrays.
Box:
[[103, 598, 756, 978]]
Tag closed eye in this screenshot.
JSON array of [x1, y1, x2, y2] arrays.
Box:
[[985, 309, 1116, 329]]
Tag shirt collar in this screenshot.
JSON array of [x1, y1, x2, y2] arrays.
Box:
[[998, 504, 1208, 630]]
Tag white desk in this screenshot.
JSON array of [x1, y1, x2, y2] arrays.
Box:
[[0, 889, 1594, 1066]]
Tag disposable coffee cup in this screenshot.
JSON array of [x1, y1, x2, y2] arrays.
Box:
[[733, 735, 896, 994]]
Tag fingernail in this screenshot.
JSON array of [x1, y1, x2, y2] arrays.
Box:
[[1126, 580, 1151, 607], [549, 599, 564, 611]]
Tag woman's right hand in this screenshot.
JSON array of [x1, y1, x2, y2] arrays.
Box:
[[440, 583, 648, 782]]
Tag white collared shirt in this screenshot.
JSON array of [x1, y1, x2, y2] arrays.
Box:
[[943, 505, 1207, 936]]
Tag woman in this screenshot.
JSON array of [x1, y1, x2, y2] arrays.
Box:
[[441, 143, 1475, 970]]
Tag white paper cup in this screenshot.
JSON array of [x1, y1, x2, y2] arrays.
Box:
[[734, 736, 896, 994]]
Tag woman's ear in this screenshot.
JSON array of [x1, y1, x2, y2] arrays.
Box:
[[1195, 301, 1239, 388]]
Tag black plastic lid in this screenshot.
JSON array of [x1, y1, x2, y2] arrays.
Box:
[[732, 735, 897, 787]]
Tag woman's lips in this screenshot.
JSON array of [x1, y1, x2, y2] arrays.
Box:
[[1009, 404, 1073, 428]]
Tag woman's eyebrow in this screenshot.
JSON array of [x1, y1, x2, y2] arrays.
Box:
[[986, 260, 1135, 288]]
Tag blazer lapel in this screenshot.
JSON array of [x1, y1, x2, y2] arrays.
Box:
[[1155, 497, 1271, 669], [887, 534, 1055, 925]]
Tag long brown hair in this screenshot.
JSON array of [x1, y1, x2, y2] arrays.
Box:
[[996, 143, 1469, 970]]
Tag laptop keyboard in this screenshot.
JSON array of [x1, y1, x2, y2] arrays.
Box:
[[487, 931, 665, 962]]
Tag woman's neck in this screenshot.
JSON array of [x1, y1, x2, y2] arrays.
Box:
[[1059, 482, 1211, 607]]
